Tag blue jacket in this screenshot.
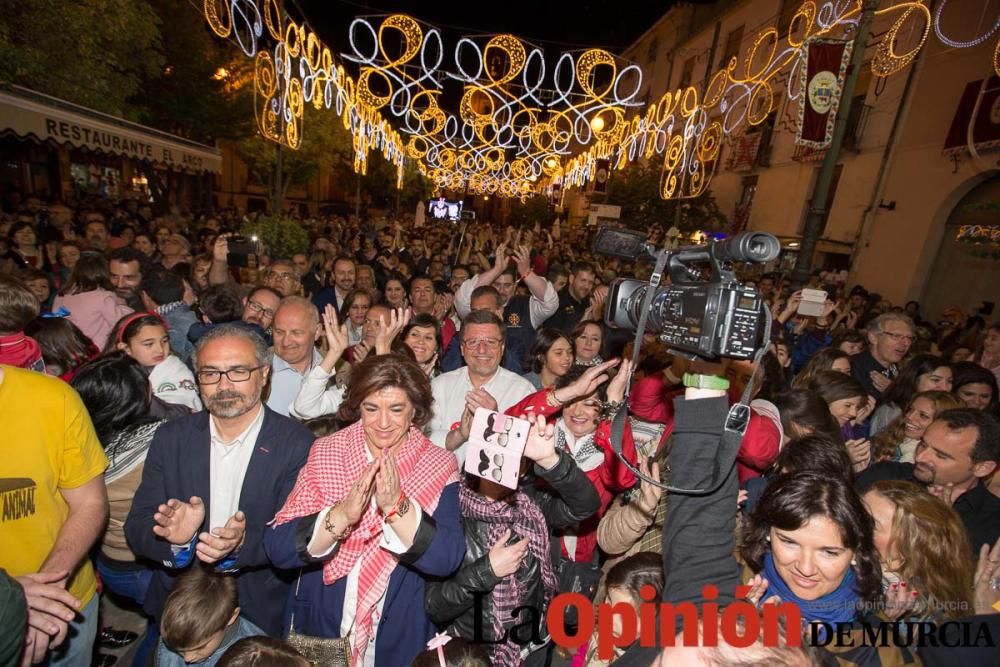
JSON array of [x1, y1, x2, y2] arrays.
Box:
[[124, 407, 314, 636], [263, 483, 466, 667]]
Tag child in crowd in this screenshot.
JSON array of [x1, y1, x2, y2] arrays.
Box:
[[108, 312, 202, 410], [216, 637, 310, 667], [410, 636, 491, 667], [157, 566, 264, 667]]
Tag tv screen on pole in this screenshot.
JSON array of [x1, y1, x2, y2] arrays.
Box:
[[429, 198, 463, 222]]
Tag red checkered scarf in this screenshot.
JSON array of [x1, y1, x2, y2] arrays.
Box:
[[459, 481, 558, 667], [272, 421, 458, 664]]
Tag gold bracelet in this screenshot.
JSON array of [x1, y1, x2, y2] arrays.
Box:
[[323, 505, 352, 540]]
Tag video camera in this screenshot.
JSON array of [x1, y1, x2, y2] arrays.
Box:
[[594, 226, 780, 360]]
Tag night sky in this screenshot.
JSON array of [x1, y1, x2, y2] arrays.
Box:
[[294, 0, 682, 60]]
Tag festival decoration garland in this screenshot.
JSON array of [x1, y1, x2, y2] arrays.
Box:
[[199, 0, 999, 201]]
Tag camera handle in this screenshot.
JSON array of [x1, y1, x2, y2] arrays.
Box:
[[608, 251, 773, 494]]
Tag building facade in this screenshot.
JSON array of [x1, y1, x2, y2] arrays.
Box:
[[612, 0, 1000, 320]]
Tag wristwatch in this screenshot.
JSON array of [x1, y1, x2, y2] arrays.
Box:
[[682, 373, 730, 390]]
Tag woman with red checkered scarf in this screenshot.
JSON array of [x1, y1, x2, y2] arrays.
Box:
[[264, 354, 467, 667]]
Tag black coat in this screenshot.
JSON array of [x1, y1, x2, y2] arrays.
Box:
[[424, 451, 600, 642]]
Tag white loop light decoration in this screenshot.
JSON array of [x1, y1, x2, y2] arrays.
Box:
[[201, 0, 999, 200], [934, 0, 1000, 48]]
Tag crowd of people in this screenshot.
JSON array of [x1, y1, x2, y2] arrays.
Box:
[[1, 191, 1000, 667]]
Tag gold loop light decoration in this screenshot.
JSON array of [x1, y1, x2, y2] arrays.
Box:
[[201, 0, 997, 200]]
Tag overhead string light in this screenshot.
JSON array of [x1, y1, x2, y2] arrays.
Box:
[[200, 0, 997, 200]]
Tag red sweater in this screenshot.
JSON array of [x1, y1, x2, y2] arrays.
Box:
[[506, 389, 637, 562]]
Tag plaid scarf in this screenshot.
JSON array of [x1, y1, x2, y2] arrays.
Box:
[[272, 421, 458, 664], [459, 481, 558, 667]]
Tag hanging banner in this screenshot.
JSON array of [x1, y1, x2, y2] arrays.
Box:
[[593, 158, 610, 193], [796, 38, 853, 150]]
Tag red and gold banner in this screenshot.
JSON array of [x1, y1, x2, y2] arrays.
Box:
[[796, 38, 853, 149]]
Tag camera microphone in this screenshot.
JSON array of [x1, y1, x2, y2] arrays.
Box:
[[713, 232, 780, 263]]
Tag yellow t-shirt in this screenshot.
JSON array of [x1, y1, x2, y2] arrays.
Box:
[[0, 365, 108, 606]]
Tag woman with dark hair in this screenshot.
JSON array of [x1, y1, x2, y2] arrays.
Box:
[[71, 352, 164, 608], [869, 354, 952, 436], [400, 313, 442, 377], [791, 347, 851, 390], [23, 316, 99, 381], [832, 328, 866, 356], [742, 433, 854, 515], [2, 221, 42, 270], [132, 230, 157, 259], [521, 328, 574, 390], [52, 252, 133, 349], [773, 390, 842, 444], [952, 360, 1000, 413], [383, 273, 409, 309], [424, 411, 600, 667], [339, 288, 372, 346], [572, 320, 605, 367], [808, 370, 870, 432], [808, 371, 873, 472], [742, 472, 883, 632], [504, 360, 636, 566], [265, 354, 466, 667]]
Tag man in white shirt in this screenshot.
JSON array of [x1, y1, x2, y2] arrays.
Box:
[[430, 310, 536, 466], [267, 296, 323, 416]]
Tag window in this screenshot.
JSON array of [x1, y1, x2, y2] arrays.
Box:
[[778, 0, 804, 37], [721, 25, 744, 67], [679, 56, 696, 88], [647, 37, 659, 65]]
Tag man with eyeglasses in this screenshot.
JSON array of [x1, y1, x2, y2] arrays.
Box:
[[453, 242, 559, 369], [262, 259, 302, 297], [241, 285, 281, 332], [126, 324, 314, 644], [429, 310, 535, 466], [850, 312, 915, 400]]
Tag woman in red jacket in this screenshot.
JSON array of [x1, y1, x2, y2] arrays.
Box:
[[505, 359, 637, 564]]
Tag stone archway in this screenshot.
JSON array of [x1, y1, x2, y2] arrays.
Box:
[[921, 172, 1000, 323]]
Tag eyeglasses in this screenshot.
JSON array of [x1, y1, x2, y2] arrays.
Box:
[[246, 300, 275, 318], [268, 271, 295, 282], [878, 331, 916, 344], [462, 337, 503, 350], [197, 365, 265, 385]]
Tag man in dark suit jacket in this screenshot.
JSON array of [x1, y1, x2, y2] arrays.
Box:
[[125, 324, 314, 637]]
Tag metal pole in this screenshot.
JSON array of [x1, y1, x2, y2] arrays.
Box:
[[274, 141, 283, 215], [790, 0, 877, 287]]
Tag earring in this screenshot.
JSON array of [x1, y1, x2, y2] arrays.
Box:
[[851, 559, 857, 566], [765, 535, 771, 542]]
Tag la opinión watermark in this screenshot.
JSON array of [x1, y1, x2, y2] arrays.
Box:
[[470, 585, 996, 659]]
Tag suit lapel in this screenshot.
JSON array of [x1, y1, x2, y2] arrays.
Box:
[[194, 412, 212, 530]]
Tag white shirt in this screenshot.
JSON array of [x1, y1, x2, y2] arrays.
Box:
[[454, 276, 559, 328], [208, 403, 265, 531], [429, 366, 536, 467], [267, 348, 322, 416], [306, 446, 424, 667], [289, 365, 346, 420]]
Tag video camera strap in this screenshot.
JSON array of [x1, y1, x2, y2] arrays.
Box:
[[608, 264, 773, 495]]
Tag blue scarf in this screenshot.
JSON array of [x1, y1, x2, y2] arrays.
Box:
[[762, 551, 860, 634]]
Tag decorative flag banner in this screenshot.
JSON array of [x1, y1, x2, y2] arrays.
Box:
[[593, 158, 610, 193], [796, 38, 854, 149]]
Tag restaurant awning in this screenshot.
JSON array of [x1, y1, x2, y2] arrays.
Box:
[[0, 84, 222, 174]]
